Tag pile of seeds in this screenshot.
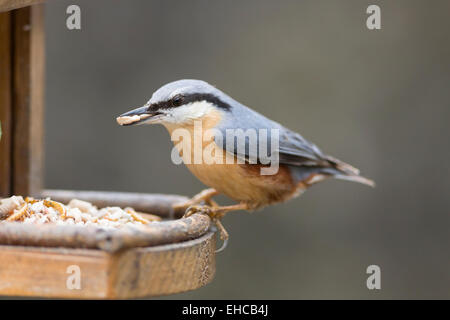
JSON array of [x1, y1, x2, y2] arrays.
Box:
[[0, 196, 160, 229]]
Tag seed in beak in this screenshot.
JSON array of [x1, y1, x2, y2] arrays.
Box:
[[116, 115, 141, 126], [116, 113, 153, 126]]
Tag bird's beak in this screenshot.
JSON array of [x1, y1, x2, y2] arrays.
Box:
[[116, 105, 163, 126]]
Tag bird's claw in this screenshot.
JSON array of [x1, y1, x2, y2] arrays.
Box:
[[183, 205, 212, 218], [173, 188, 219, 215], [183, 204, 227, 220], [182, 204, 229, 253]]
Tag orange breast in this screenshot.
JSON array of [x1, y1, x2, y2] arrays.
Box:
[[185, 157, 303, 208]]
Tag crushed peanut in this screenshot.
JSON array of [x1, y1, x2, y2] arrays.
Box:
[[0, 196, 161, 229], [116, 114, 151, 126]]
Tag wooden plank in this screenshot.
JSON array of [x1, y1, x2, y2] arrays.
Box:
[[12, 4, 44, 196], [0, 232, 216, 298], [0, 11, 12, 197], [0, 245, 112, 298], [42, 189, 190, 218], [110, 232, 216, 298], [0, 0, 45, 13], [0, 213, 212, 252]]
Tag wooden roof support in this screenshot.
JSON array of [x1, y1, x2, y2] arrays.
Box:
[[0, 4, 45, 197], [11, 4, 44, 196], [0, 11, 12, 197]]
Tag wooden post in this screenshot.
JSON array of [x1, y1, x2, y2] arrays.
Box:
[[11, 4, 44, 196], [0, 11, 12, 197]]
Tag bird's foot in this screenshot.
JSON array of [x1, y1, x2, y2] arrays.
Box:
[[172, 188, 219, 214], [183, 202, 249, 253]]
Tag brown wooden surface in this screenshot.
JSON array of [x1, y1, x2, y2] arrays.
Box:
[[110, 232, 215, 298], [12, 4, 44, 196], [42, 189, 189, 218], [0, 11, 12, 197], [0, 0, 45, 12], [0, 231, 216, 298]]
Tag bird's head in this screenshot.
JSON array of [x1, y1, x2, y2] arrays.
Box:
[[117, 79, 231, 127]]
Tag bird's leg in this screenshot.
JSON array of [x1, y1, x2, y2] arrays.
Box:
[[184, 202, 249, 220], [172, 188, 219, 213], [208, 203, 250, 220]]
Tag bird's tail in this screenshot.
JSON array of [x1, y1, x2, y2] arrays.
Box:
[[332, 173, 375, 187], [324, 155, 375, 187], [289, 156, 375, 187]]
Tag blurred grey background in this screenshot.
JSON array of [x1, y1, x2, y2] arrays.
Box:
[[44, 0, 450, 299]]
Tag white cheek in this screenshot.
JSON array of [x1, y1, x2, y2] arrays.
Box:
[[163, 101, 215, 124]]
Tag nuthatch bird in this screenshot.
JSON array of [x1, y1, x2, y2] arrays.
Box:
[[117, 80, 374, 244]]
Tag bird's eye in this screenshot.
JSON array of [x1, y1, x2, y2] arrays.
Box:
[[172, 95, 184, 107]]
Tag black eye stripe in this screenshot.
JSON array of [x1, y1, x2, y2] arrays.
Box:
[[148, 93, 232, 112], [184, 94, 231, 110], [172, 94, 184, 106]]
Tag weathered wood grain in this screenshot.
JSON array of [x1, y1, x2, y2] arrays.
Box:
[[0, 213, 212, 252], [42, 189, 189, 218], [0, 11, 12, 197], [12, 4, 44, 196], [109, 232, 216, 298], [0, 245, 110, 298], [0, 231, 215, 298]]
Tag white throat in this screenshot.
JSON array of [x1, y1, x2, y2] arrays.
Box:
[[163, 100, 216, 124]]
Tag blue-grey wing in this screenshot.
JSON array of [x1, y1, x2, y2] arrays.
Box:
[[214, 103, 327, 166]]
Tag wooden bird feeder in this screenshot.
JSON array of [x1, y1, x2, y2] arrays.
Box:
[[0, 1, 216, 298]]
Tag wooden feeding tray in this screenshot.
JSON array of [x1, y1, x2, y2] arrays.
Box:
[[0, 2, 217, 298], [0, 191, 216, 299]]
